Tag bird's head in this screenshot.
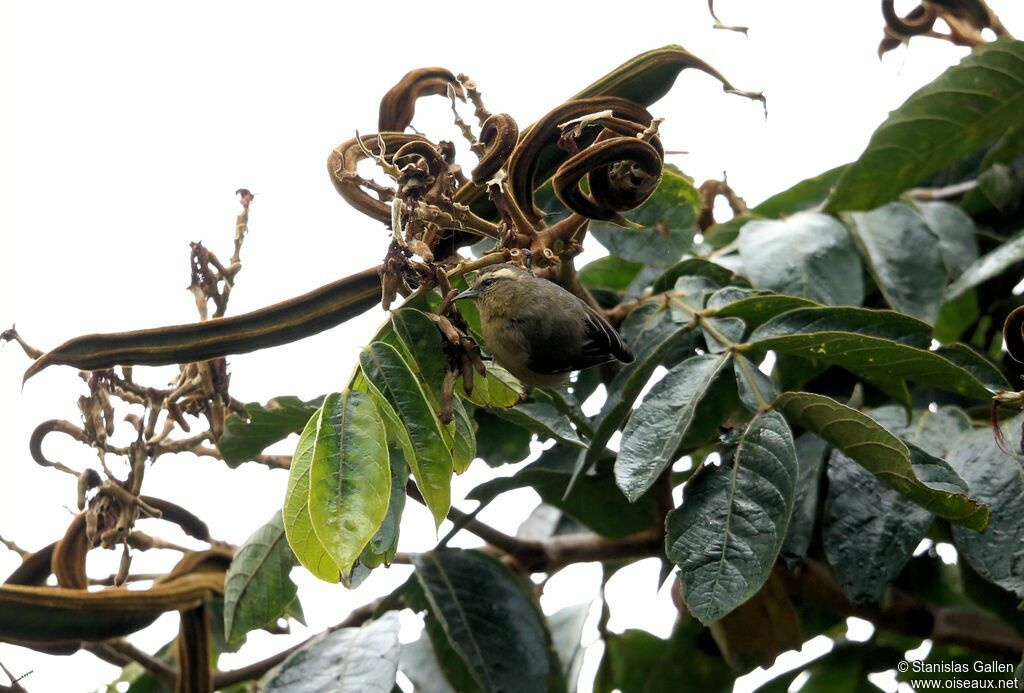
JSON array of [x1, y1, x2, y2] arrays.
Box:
[[453, 264, 534, 314]]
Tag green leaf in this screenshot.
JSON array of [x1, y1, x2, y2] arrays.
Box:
[[947, 418, 1024, 598], [578, 256, 644, 292], [283, 410, 340, 583], [780, 433, 827, 567], [451, 397, 476, 473], [617, 353, 734, 501], [651, 257, 750, 295], [223, 510, 298, 642], [918, 201, 979, 278], [219, 396, 322, 467], [411, 549, 556, 693], [827, 39, 1024, 212], [824, 449, 934, 604], [772, 392, 989, 530], [935, 343, 1010, 392], [844, 202, 950, 322], [360, 342, 453, 527], [361, 442, 408, 569], [495, 402, 587, 449], [711, 294, 820, 330], [747, 307, 995, 399], [459, 363, 523, 409], [753, 164, 848, 218], [589, 165, 699, 266], [473, 410, 532, 467], [389, 308, 449, 409], [570, 303, 697, 488], [666, 411, 798, 625], [738, 213, 864, 306], [264, 612, 401, 693], [307, 391, 391, 579], [469, 445, 658, 539], [734, 352, 776, 412], [946, 226, 1024, 300]]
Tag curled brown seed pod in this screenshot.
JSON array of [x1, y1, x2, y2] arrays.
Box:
[[52, 514, 90, 589], [1003, 305, 1024, 364], [881, 0, 937, 38], [30, 419, 89, 471], [552, 137, 662, 224], [328, 133, 430, 223], [507, 97, 657, 224], [471, 113, 519, 184], [378, 67, 466, 132]]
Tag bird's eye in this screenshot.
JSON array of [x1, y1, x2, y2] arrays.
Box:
[[482, 278, 495, 288]]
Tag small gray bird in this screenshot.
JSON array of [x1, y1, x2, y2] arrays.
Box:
[[454, 263, 635, 387]]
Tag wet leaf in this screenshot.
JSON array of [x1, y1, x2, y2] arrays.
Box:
[[666, 411, 797, 625], [307, 391, 391, 579], [946, 227, 1024, 300]]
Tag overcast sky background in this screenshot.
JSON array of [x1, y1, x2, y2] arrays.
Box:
[[3, 2, 1022, 691]]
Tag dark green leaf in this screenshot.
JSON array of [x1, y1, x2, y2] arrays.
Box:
[[824, 449, 934, 604], [389, 308, 449, 409], [946, 227, 1024, 300], [918, 201, 979, 278], [473, 410, 532, 467], [589, 166, 699, 267], [578, 256, 644, 292], [495, 402, 587, 449], [711, 294, 820, 329], [361, 442, 408, 568], [263, 612, 401, 693], [753, 164, 848, 218], [651, 257, 750, 294], [702, 317, 745, 354], [666, 411, 797, 625], [734, 352, 777, 413], [219, 396, 322, 467], [747, 307, 995, 399], [947, 418, 1024, 598], [451, 397, 476, 474], [772, 392, 989, 530], [827, 40, 1024, 211], [360, 342, 453, 526], [470, 445, 658, 538], [780, 433, 827, 567], [844, 202, 950, 322], [283, 410, 339, 583], [224, 510, 298, 642], [617, 353, 733, 501], [411, 549, 556, 693], [738, 213, 864, 306], [308, 391, 391, 578], [571, 303, 696, 488]]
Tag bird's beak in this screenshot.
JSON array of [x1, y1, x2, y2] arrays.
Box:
[[453, 288, 479, 302]]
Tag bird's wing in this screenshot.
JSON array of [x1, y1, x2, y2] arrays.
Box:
[[526, 299, 634, 375]]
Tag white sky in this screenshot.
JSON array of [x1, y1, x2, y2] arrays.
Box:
[[3, 2, 1021, 691]]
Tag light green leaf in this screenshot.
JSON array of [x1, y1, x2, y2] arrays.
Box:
[[738, 213, 864, 306], [308, 391, 391, 579], [946, 226, 1024, 300], [283, 409, 340, 583], [827, 40, 1024, 211], [666, 411, 797, 625], [360, 342, 453, 527], [451, 397, 477, 473], [772, 392, 989, 530], [616, 353, 733, 502], [223, 510, 299, 643]]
